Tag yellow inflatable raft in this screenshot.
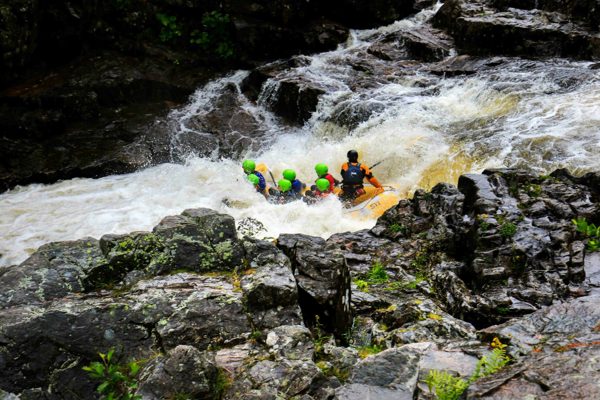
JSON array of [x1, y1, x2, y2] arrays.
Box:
[[255, 164, 400, 220]]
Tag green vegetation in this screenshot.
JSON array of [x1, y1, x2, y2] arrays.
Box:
[[155, 10, 234, 60], [367, 261, 389, 284], [156, 13, 183, 43], [212, 368, 232, 399], [82, 349, 142, 400], [424, 370, 469, 400], [423, 338, 509, 400], [388, 223, 406, 234], [353, 261, 389, 291], [191, 11, 234, 59], [526, 183, 542, 197], [316, 361, 351, 383], [356, 344, 384, 359], [499, 222, 517, 238], [354, 279, 369, 292], [573, 217, 600, 251]]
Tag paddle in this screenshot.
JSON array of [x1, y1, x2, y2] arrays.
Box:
[[369, 159, 385, 169], [268, 170, 277, 186]]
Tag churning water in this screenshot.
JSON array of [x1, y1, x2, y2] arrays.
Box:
[[1, 5, 600, 267]]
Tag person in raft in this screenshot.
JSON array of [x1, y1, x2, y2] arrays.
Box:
[[339, 150, 382, 201], [247, 174, 267, 197], [269, 179, 302, 204], [304, 178, 335, 204], [282, 169, 305, 194], [313, 163, 337, 192], [242, 159, 266, 192]]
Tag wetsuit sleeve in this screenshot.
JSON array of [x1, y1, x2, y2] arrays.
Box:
[[368, 176, 383, 188], [362, 165, 382, 188], [255, 172, 267, 191], [340, 163, 347, 182]]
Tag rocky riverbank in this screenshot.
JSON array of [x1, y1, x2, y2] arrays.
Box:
[[1, 168, 599, 399]]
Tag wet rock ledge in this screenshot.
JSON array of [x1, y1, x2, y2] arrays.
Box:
[[1, 168, 600, 399]]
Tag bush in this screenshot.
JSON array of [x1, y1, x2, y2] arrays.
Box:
[[191, 11, 234, 60], [156, 13, 182, 43], [424, 338, 510, 400], [499, 222, 517, 238], [82, 349, 142, 400], [367, 261, 388, 284], [424, 370, 469, 400], [573, 217, 600, 251]]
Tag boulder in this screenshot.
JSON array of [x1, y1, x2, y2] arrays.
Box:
[[367, 25, 454, 62], [278, 234, 353, 340], [0, 238, 107, 308], [137, 345, 218, 400], [241, 238, 303, 330]]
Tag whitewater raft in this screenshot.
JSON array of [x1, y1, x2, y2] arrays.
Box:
[[256, 164, 400, 220]]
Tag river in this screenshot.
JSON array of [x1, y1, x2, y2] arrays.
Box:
[[1, 5, 599, 267]]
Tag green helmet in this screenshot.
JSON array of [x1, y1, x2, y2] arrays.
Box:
[[316, 178, 330, 192], [278, 179, 292, 192], [247, 174, 260, 186], [315, 163, 328, 177], [242, 159, 256, 173], [282, 169, 296, 181]]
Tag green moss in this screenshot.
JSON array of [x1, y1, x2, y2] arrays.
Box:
[[499, 222, 517, 238], [212, 368, 231, 400], [356, 344, 384, 359], [526, 184, 542, 197]]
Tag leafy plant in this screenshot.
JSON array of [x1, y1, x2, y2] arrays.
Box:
[[424, 370, 469, 400], [572, 217, 600, 252], [367, 261, 389, 284], [470, 348, 509, 382], [424, 338, 510, 400], [191, 11, 234, 59], [82, 349, 142, 400], [156, 13, 182, 43], [388, 223, 406, 234], [499, 222, 517, 238]]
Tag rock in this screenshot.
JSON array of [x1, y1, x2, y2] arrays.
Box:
[[367, 25, 454, 62], [226, 358, 327, 399], [480, 293, 600, 354], [472, 293, 600, 399], [426, 55, 508, 77], [469, 346, 600, 399], [458, 173, 501, 215], [433, 0, 600, 60], [278, 234, 353, 340], [336, 342, 481, 399], [137, 345, 218, 400], [151, 208, 245, 274], [265, 325, 314, 361], [241, 238, 303, 330], [262, 78, 327, 125], [0, 238, 107, 308]]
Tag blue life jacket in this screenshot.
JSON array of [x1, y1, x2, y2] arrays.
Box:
[[291, 179, 304, 193], [342, 162, 364, 186], [252, 171, 266, 191]]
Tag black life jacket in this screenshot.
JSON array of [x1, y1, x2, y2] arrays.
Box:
[[342, 162, 364, 186]]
